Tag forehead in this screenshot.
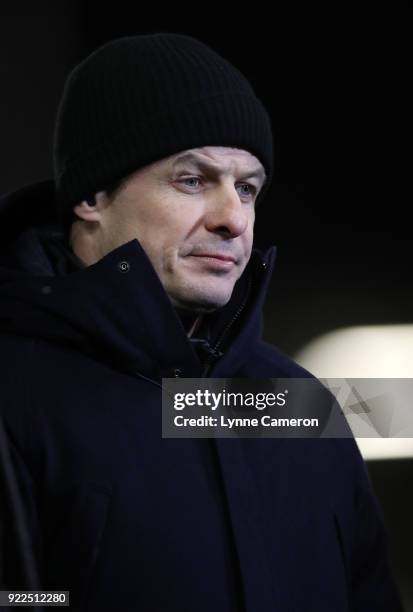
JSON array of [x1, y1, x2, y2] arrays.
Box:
[[122, 146, 266, 187], [167, 146, 266, 179]]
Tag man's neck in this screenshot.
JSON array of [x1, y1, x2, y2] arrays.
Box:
[[175, 309, 203, 338]]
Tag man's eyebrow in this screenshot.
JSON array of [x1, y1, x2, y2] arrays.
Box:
[[172, 152, 266, 183]]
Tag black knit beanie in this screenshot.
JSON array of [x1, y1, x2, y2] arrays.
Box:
[[53, 33, 274, 227]]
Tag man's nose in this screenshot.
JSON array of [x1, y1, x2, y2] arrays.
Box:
[[204, 184, 249, 238]]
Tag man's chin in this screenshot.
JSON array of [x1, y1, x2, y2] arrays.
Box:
[[168, 290, 232, 314]]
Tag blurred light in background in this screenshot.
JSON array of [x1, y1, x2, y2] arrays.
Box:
[[293, 324, 413, 460]]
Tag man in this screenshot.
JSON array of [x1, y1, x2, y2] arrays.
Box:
[[0, 33, 403, 611]]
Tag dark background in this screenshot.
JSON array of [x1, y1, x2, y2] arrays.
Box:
[[1, 4, 411, 607]]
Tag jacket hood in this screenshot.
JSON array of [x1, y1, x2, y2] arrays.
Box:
[[0, 180, 277, 380]]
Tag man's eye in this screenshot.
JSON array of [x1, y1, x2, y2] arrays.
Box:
[[178, 177, 257, 198], [238, 183, 257, 197], [180, 176, 201, 188]]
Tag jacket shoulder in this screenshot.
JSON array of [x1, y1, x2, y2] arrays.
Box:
[[243, 339, 314, 378]]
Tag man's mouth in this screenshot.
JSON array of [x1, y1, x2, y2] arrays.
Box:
[[187, 252, 237, 271], [190, 253, 237, 263]]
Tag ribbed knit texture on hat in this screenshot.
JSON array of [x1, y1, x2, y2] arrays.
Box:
[[53, 33, 274, 226]]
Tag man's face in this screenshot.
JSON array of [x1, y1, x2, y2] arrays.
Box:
[[97, 146, 266, 312]]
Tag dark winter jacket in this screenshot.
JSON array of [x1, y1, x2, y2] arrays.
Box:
[[0, 180, 403, 611]]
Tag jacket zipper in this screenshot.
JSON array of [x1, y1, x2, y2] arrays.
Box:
[[201, 275, 252, 377]]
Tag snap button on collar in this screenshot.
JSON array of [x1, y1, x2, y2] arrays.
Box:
[[118, 260, 130, 273]]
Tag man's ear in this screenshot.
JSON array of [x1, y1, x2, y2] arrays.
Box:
[[73, 191, 106, 222]]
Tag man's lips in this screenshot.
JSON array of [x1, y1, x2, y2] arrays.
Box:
[[189, 253, 237, 263]]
